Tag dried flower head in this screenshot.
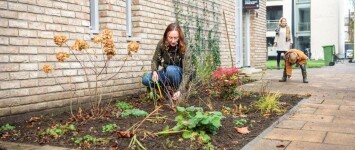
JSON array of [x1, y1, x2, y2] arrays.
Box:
[[71, 39, 89, 51], [43, 64, 53, 73], [93, 34, 102, 44], [102, 29, 112, 40], [103, 39, 116, 56], [127, 41, 140, 54], [56, 52, 70, 62], [53, 34, 68, 47]]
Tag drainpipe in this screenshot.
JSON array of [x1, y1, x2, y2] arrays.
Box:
[[291, 0, 295, 49], [245, 10, 250, 67], [126, 0, 132, 37], [235, 0, 243, 67], [339, 0, 345, 54]]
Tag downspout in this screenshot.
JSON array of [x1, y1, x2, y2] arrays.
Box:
[[291, 0, 295, 49], [245, 10, 250, 67], [235, 0, 243, 67], [126, 0, 132, 37]]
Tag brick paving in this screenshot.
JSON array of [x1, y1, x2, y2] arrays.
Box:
[[242, 61, 355, 150]]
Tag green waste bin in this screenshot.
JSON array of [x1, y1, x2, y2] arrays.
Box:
[[322, 45, 335, 66]]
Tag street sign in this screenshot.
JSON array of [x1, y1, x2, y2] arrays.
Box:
[[243, 0, 259, 9]]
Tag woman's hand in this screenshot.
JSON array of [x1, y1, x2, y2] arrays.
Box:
[[273, 43, 277, 47], [152, 71, 159, 82], [172, 91, 181, 101]]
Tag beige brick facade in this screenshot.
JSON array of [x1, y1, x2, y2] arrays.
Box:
[[0, 0, 266, 118], [250, 0, 267, 68]]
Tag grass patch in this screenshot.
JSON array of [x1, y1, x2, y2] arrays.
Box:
[[266, 60, 325, 69]]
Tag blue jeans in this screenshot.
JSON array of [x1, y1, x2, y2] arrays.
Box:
[[142, 65, 182, 90]]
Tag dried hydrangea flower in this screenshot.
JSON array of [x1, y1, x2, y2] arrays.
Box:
[[93, 34, 102, 44], [71, 39, 89, 51], [53, 34, 68, 47], [56, 52, 70, 62], [103, 39, 116, 56], [127, 41, 140, 54], [102, 29, 112, 40], [43, 64, 53, 73]]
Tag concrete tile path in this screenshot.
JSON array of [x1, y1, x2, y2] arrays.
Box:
[[241, 61, 355, 150]]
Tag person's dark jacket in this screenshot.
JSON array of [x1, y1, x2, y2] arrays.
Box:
[[151, 40, 184, 72]]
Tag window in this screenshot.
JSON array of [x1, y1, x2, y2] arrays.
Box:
[[266, 6, 282, 31], [126, 0, 141, 42], [298, 8, 310, 32], [90, 0, 99, 37]]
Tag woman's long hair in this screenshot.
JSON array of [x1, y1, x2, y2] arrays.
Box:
[[279, 17, 291, 42], [162, 23, 186, 54]]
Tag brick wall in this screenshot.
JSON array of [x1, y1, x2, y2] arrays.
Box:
[[0, 0, 265, 118], [249, 0, 267, 69]]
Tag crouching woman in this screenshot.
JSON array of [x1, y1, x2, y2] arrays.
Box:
[[142, 23, 186, 100]]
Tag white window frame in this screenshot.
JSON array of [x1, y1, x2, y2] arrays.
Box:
[[90, 0, 99, 37], [126, 0, 141, 42]]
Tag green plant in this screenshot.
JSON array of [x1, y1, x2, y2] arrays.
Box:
[[210, 67, 243, 100], [195, 52, 215, 82], [102, 123, 118, 133], [0, 124, 15, 131], [203, 142, 215, 150], [73, 135, 110, 147], [256, 92, 284, 114], [233, 119, 247, 127], [121, 109, 148, 117], [169, 106, 224, 144], [38, 123, 76, 139], [115, 102, 133, 110], [250, 120, 256, 128]]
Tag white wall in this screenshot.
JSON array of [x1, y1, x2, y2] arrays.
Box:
[[338, 0, 345, 54], [311, 0, 340, 60], [283, 0, 293, 29]]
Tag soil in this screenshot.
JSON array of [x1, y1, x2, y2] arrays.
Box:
[[0, 92, 304, 150]]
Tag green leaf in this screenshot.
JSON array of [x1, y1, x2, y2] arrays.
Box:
[[201, 118, 211, 125], [115, 102, 133, 110], [187, 119, 197, 129], [176, 106, 186, 112], [198, 131, 211, 143], [186, 106, 203, 112], [211, 118, 221, 128], [149, 92, 154, 99], [175, 115, 184, 121], [182, 131, 193, 139], [195, 112, 204, 119], [162, 125, 169, 131]]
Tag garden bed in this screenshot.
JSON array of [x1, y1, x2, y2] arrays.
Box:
[[0, 91, 303, 150]]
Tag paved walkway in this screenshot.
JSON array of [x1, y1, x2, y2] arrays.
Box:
[[241, 61, 355, 150]]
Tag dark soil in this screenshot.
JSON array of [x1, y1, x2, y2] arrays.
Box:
[[0, 92, 304, 150]]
